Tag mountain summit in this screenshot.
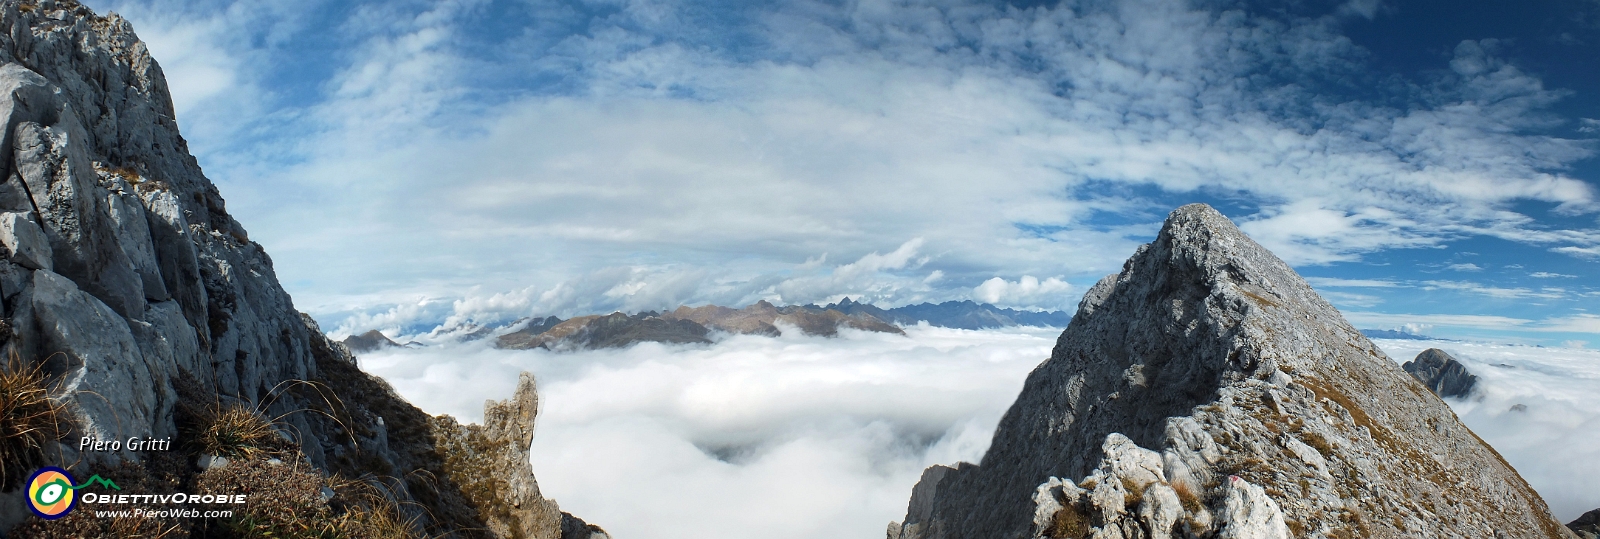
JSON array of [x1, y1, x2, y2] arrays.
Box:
[[891, 204, 1569, 539]]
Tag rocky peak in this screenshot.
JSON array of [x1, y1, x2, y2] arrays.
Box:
[[340, 329, 402, 353], [892, 204, 1570, 539], [1402, 348, 1478, 399]]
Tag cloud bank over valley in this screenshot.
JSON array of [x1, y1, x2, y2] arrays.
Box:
[[357, 328, 1600, 537]]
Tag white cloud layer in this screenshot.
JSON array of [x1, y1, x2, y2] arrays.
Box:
[[1372, 339, 1600, 521], [358, 326, 1058, 539], [357, 328, 1600, 537]]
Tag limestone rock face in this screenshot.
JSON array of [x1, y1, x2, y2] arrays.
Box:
[[430, 372, 609, 539], [1402, 348, 1478, 399], [0, 2, 598, 536], [894, 204, 1572, 539], [0, 211, 50, 270]]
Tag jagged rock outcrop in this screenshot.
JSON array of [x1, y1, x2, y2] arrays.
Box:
[[0, 2, 597, 536], [1571, 509, 1600, 539], [891, 204, 1572, 539], [1402, 348, 1478, 399], [431, 372, 608, 539]]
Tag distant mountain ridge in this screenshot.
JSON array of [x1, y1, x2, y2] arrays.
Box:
[[1360, 328, 1435, 340], [338, 329, 427, 353], [348, 299, 1074, 353], [824, 297, 1072, 329]]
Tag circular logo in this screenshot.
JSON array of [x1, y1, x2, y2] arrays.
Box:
[[26, 467, 77, 520]]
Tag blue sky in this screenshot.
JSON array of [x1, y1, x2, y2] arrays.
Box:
[[80, 0, 1600, 345]]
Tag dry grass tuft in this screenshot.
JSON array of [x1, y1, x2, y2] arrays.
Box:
[[187, 404, 279, 460], [325, 475, 426, 539], [1047, 502, 1090, 538], [1171, 480, 1204, 514], [1121, 477, 1147, 508], [0, 354, 66, 489], [198, 458, 424, 539]]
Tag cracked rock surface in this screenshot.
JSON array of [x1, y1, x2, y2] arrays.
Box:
[[0, 2, 599, 536], [890, 204, 1573, 539]]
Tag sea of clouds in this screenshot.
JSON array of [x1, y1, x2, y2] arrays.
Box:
[[360, 325, 1058, 539], [358, 329, 1600, 538], [1370, 339, 1600, 522]]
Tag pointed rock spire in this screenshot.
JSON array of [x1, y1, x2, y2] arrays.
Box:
[[893, 204, 1570, 539]]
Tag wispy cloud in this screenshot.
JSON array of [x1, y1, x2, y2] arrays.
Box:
[[1421, 280, 1567, 300], [1305, 277, 1405, 288], [85, 0, 1600, 337], [1530, 272, 1578, 278]]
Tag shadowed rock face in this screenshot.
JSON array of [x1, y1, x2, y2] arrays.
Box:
[[892, 204, 1571, 539], [1571, 509, 1600, 539], [0, 2, 599, 536], [1402, 348, 1479, 399]]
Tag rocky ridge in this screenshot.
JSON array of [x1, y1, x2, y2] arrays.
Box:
[[891, 204, 1571, 539], [368, 299, 1071, 354], [830, 297, 1073, 329], [493, 301, 907, 350], [1571, 509, 1600, 539], [0, 1, 596, 536], [1401, 348, 1478, 399]]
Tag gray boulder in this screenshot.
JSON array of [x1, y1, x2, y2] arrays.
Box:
[[0, 211, 49, 270], [894, 204, 1571, 539], [1402, 347, 1479, 398]]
